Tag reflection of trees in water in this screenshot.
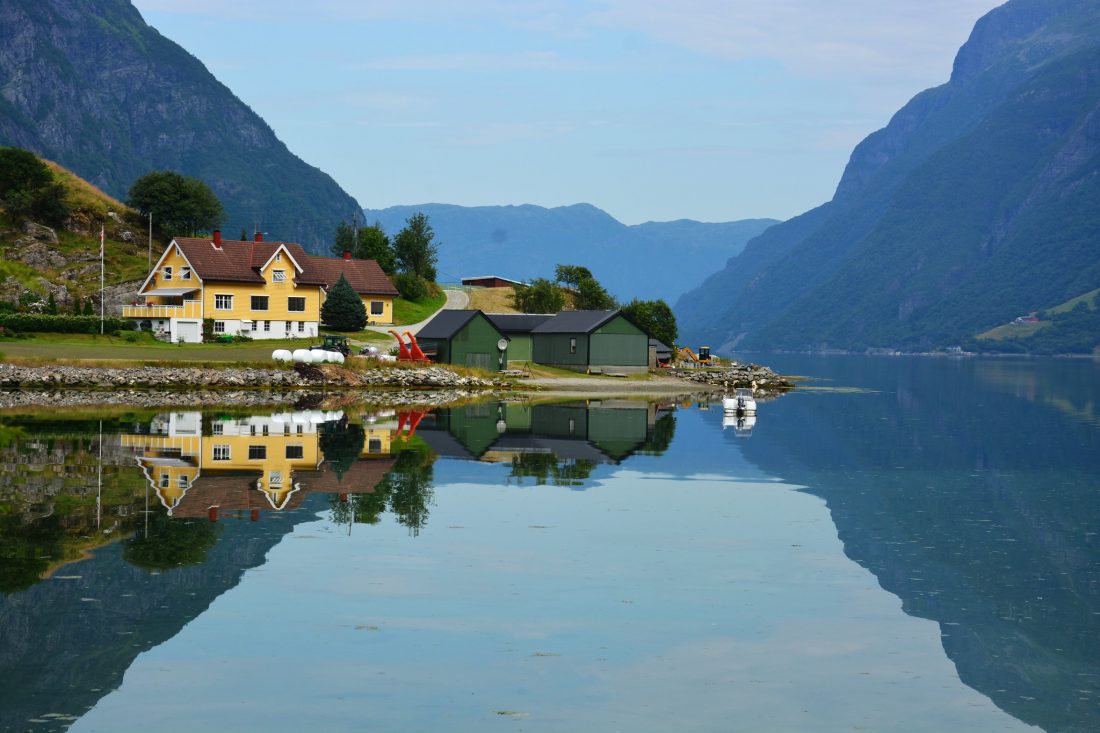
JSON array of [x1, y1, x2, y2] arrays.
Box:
[[329, 440, 436, 535], [319, 417, 366, 480], [0, 513, 63, 593], [508, 453, 596, 487], [639, 413, 676, 455], [123, 514, 221, 570]]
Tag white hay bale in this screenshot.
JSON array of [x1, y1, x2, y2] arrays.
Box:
[[272, 349, 292, 362], [291, 349, 312, 363]]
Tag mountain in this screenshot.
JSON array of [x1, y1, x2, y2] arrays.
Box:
[[0, 0, 361, 252], [362, 203, 777, 303], [676, 0, 1100, 353]]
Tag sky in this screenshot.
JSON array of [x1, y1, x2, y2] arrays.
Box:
[[132, 1, 1003, 225]]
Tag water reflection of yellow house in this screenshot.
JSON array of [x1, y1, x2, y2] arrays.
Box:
[[123, 410, 399, 520]]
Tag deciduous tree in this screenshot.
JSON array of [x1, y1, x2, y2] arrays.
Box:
[[394, 212, 439, 282], [512, 277, 566, 313], [127, 170, 223, 237]]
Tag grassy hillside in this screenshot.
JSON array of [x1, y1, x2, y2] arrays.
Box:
[[975, 287, 1100, 354], [0, 156, 155, 306]]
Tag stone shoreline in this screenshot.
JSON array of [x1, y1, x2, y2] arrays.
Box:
[[0, 362, 506, 391], [667, 362, 796, 396]]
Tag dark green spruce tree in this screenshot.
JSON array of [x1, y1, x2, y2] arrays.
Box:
[[321, 274, 367, 331]]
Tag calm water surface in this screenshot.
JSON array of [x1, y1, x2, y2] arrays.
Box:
[[1, 356, 1097, 732]]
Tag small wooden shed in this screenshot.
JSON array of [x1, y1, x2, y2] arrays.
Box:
[[531, 310, 649, 374], [416, 309, 509, 371]]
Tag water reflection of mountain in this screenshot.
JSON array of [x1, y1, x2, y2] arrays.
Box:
[[0, 488, 330, 732], [419, 401, 674, 487], [737, 357, 1100, 733]]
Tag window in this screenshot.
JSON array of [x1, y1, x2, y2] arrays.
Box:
[[250, 424, 256, 436], [213, 444, 230, 461], [215, 294, 232, 310], [248, 445, 267, 460], [569, 337, 577, 354], [249, 320, 257, 332], [213, 321, 225, 334], [285, 322, 292, 334], [288, 296, 306, 312], [251, 295, 269, 311], [180, 266, 191, 280], [264, 320, 271, 332], [274, 253, 282, 262], [212, 422, 224, 435], [178, 475, 189, 489], [262, 424, 269, 436], [269, 471, 283, 486], [163, 266, 173, 281], [371, 301, 384, 315], [272, 269, 286, 282], [297, 321, 304, 333], [285, 445, 304, 459], [368, 438, 382, 454], [296, 425, 303, 436], [160, 473, 169, 488]]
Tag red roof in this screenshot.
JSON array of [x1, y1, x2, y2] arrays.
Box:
[[170, 237, 398, 295], [306, 255, 399, 296]]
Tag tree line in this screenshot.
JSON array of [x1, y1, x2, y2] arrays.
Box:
[[513, 264, 678, 347]]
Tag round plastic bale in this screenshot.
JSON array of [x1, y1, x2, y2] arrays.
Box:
[[334, 353, 345, 365], [292, 349, 311, 363], [272, 349, 292, 362]]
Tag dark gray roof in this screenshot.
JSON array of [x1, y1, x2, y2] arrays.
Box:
[[531, 310, 622, 335], [649, 338, 673, 354], [485, 313, 554, 334], [416, 310, 481, 340]]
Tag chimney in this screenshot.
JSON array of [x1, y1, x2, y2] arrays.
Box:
[[343, 250, 352, 260], [212, 229, 222, 248], [254, 231, 264, 243]]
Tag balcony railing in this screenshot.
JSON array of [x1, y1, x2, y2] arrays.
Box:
[[123, 301, 203, 319]]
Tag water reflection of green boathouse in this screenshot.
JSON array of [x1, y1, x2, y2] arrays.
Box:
[[419, 401, 672, 467]]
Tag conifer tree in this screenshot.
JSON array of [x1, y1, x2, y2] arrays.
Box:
[[321, 274, 367, 331]]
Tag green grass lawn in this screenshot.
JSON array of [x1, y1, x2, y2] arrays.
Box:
[[0, 331, 321, 363], [977, 321, 1050, 341], [393, 290, 447, 326]]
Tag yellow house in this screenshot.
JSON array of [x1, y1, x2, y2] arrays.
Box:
[[123, 231, 399, 342]]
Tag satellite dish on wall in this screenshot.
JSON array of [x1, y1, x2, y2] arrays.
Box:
[[497, 338, 508, 351]]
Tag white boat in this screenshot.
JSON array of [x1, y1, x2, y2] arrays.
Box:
[[722, 387, 757, 415]]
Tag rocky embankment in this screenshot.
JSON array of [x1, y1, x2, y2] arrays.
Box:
[[0, 363, 506, 391], [668, 363, 794, 396]]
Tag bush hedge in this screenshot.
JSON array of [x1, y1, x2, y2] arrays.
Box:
[[0, 313, 135, 334]]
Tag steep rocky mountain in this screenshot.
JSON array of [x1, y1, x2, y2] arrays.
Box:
[[676, 0, 1100, 352], [0, 0, 361, 252], [363, 203, 777, 303]]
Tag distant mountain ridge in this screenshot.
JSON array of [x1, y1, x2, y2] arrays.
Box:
[[0, 0, 361, 251], [363, 203, 777, 303], [676, 0, 1100, 353]]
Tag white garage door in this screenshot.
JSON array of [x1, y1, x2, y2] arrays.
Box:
[[177, 321, 201, 343]]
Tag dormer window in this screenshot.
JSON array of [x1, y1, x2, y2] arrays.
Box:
[[180, 267, 191, 280], [275, 253, 282, 262], [163, 266, 173, 280], [272, 269, 286, 282]]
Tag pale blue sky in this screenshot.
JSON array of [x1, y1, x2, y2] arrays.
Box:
[[132, 1, 1002, 224]]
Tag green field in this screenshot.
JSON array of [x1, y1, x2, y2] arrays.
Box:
[[977, 321, 1049, 341], [393, 290, 447, 326], [0, 332, 322, 363]]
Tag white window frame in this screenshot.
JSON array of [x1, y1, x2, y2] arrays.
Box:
[[297, 321, 304, 333], [251, 295, 269, 311], [213, 444, 230, 461], [264, 320, 271, 332], [180, 266, 192, 280], [162, 266, 173, 281], [272, 269, 286, 282], [213, 321, 225, 334], [215, 294, 233, 310], [160, 473, 169, 488], [178, 475, 189, 488], [288, 296, 306, 312], [370, 300, 384, 315], [285, 444, 304, 459], [248, 445, 267, 460]]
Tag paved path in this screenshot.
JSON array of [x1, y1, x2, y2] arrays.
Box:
[[363, 288, 469, 337]]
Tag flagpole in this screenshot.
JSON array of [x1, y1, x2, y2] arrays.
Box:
[[100, 224, 105, 335]]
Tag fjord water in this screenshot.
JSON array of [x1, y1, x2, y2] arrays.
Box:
[[0, 357, 1097, 732]]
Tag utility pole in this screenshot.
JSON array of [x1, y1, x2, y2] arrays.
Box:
[[148, 211, 152, 269], [351, 210, 358, 255], [100, 221, 106, 335]]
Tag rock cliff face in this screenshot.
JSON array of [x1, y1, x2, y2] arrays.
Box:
[[676, 0, 1100, 352], [0, 0, 361, 251]]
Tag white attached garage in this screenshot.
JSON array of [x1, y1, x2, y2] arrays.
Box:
[[174, 320, 202, 343]]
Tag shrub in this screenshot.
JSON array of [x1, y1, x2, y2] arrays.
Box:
[[232, 333, 253, 343], [394, 272, 429, 301], [0, 313, 135, 334], [321, 274, 367, 331]]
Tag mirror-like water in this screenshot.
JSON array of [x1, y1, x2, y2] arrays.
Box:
[[0, 356, 1097, 732]]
